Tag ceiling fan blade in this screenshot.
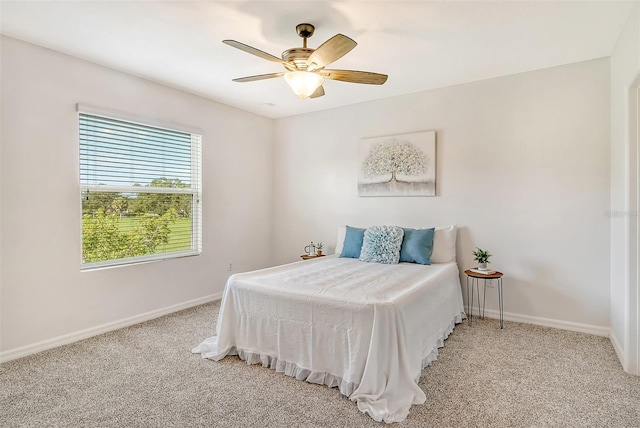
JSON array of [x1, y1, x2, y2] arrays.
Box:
[[223, 40, 284, 64], [310, 85, 325, 98], [232, 73, 285, 83], [320, 69, 388, 85], [306, 34, 357, 70]]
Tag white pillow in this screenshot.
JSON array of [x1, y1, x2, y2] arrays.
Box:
[[335, 226, 347, 255], [429, 225, 457, 263]]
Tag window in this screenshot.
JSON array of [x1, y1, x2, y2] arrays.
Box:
[[79, 111, 202, 270]]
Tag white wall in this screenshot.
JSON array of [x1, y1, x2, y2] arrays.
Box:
[[273, 59, 611, 332], [0, 32, 619, 359], [0, 36, 274, 356], [610, 1, 640, 373]]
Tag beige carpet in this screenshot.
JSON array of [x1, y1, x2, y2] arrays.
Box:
[[1, 301, 639, 427]]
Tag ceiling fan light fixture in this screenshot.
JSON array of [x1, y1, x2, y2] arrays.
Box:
[[283, 71, 324, 99], [224, 23, 387, 99]]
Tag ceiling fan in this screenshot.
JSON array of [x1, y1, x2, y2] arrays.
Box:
[[223, 23, 388, 99]]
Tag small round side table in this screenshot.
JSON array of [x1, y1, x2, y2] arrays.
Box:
[[464, 269, 504, 329]]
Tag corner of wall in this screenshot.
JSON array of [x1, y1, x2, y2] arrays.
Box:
[[610, 329, 627, 370], [266, 118, 278, 268]]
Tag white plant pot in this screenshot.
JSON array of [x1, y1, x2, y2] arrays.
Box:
[[478, 262, 488, 270]]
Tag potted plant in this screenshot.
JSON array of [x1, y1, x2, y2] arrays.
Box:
[[316, 242, 324, 256], [472, 247, 492, 270]]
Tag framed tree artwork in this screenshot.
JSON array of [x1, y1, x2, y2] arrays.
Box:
[[358, 131, 436, 197]]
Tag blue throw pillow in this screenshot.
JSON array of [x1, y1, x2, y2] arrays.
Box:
[[339, 226, 366, 258], [359, 226, 404, 264], [399, 227, 435, 265]]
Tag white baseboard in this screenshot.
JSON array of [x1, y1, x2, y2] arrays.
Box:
[[0, 293, 222, 364], [464, 306, 609, 337], [610, 330, 626, 369]]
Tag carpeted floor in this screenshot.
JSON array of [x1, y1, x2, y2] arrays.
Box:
[[1, 301, 639, 427]]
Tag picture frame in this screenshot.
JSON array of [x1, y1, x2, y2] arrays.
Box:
[[358, 130, 436, 197]]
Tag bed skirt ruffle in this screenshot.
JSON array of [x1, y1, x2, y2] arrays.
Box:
[[194, 311, 466, 402], [419, 312, 466, 374], [231, 348, 359, 397]]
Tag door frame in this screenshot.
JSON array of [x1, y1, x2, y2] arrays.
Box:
[[626, 73, 640, 375]]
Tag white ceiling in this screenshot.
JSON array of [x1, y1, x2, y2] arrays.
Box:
[[0, 1, 635, 119]]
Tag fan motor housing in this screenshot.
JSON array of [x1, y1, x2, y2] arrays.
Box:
[[282, 48, 314, 70]]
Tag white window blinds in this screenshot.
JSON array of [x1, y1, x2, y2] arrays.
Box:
[[79, 112, 202, 270]]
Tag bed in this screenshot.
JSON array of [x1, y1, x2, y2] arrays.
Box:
[[193, 249, 465, 423]]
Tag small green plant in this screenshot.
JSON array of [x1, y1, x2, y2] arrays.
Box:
[[472, 247, 492, 264], [316, 242, 323, 250]]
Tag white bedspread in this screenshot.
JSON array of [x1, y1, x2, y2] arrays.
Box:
[[193, 256, 465, 423]]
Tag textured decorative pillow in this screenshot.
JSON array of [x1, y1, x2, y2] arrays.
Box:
[[399, 227, 435, 265], [339, 226, 366, 258], [359, 226, 404, 264]]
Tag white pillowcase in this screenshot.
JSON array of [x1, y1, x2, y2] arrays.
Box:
[[335, 226, 347, 255], [429, 225, 457, 263]]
